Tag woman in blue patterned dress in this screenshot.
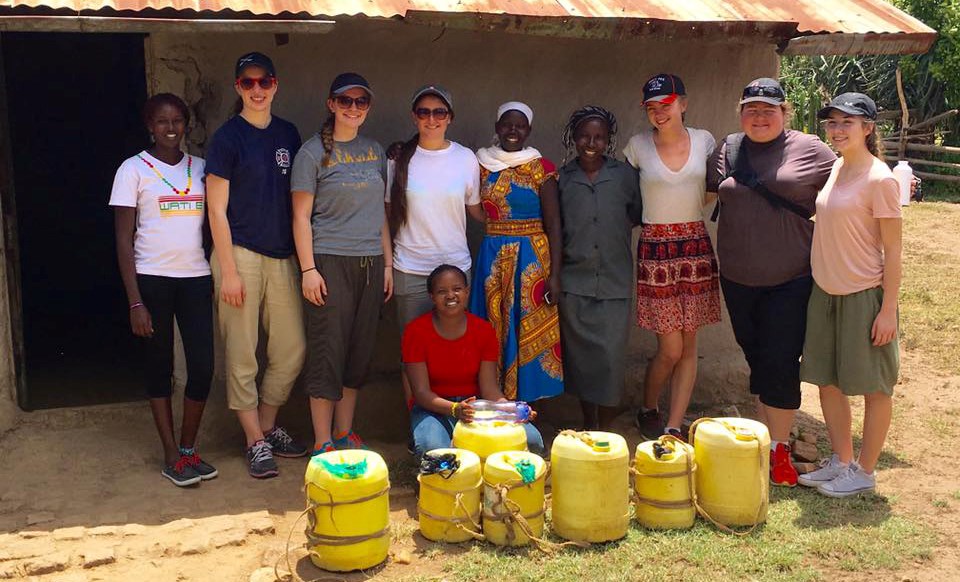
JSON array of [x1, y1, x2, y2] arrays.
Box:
[[470, 102, 564, 402]]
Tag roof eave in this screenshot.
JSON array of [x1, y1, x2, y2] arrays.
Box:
[[783, 31, 937, 56]]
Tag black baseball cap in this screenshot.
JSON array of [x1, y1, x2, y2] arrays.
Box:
[[330, 72, 374, 97], [817, 92, 878, 120], [235, 52, 275, 78], [739, 78, 786, 105], [643, 73, 686, 104], [411, 84, 453, 111]]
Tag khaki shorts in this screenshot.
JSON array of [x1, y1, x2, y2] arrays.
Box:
[[800, 283, 899, 396]]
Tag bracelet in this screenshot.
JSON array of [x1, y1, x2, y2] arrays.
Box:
[[301, 266, 317, 274], [129, 302, 144, 310], [450, 402, 459, 418], [384, 264, 393, 269]]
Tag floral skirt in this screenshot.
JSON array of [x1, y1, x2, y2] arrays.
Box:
[[636, 221, 720, 334]]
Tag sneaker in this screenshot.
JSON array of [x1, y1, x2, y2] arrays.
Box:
[[635, 409, 664, 441], [817, 463, 876, 498], [246, 439, 279, 479], [664, 427, 687, 442], [311, 441, 336, 457], [333, 430, 369, 450], [264, 426, 308, 458], [770, 443, 798, 487], [162, 457, 201, 487], [181, 451, 218, 480], [797, 453, 848, 488], [406, 436, 416, 456]]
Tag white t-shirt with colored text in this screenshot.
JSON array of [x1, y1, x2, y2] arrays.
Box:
[[109, 151, 210, 277]]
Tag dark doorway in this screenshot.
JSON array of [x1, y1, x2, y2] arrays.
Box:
[[3, 32, 149, 409]]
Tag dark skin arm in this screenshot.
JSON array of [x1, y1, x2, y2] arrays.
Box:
[[114, 207, 153, 337], [539, 176, 562, 303], [409, 360, 535, 422]]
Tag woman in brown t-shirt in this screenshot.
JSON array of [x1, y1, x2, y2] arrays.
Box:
[[706, 78, 837, 488]]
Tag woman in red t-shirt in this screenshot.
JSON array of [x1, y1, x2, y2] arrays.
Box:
[[402, 264, 544, 457]]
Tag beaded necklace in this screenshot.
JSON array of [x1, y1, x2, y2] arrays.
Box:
[[137, 153, 192, 196]]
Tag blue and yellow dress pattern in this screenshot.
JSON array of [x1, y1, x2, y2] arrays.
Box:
[[469, 158, 563, 401]]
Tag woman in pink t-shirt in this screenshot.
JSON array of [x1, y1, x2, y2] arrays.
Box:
[[798, 93, 902, 498]]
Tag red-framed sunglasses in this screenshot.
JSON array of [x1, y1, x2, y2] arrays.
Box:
[[236, 76, 277, 90]]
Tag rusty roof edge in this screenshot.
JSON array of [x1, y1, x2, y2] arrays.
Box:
[[784, 30, 937, 56]]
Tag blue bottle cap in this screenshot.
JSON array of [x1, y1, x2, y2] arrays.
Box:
[[515, 402, 531, 422]]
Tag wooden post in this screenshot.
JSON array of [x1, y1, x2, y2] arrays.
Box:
[[896, 67, 909, 161]]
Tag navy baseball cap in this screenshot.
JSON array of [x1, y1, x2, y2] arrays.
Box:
[[739, 78, 786, 105], [235, 52, 275, 78], [817, 92, 878, 120], [330, 72, 374, 97], [643, 73, 686, 104]]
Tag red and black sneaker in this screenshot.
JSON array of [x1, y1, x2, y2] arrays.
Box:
[[770, 442, 798, 487]]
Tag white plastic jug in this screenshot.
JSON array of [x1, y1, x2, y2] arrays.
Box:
[[893, 160, 913, 206]]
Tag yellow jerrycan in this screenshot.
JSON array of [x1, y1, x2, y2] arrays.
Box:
[[482, 450, 547, 547], [550, 430, 630, 543], [690, 417, 770, 528], [417, 448, 482, 543], [633, 436, 697, 530], [452, 418, 527, 464], [304, 450, 390, 572]]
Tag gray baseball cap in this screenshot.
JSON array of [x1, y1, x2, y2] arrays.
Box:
[[411, 84, 453, 110]]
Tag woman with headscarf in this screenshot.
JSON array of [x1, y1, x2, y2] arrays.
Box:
[[557, 106, 643, 429], [470, 101, 563, 404]]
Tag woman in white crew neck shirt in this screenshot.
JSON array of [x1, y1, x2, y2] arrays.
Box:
[[387, 84, 483, 409], [623, 74, 721, 441]]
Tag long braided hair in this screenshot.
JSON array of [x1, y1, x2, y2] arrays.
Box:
[[319, 113, 336, 167], [561, 105, 618, 164]]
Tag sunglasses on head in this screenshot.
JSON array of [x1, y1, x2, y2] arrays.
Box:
[[236, 76, 277, 90], [334, 94, 371, 110], [742, 85, 785, 100], [414, 107, 450, 121]]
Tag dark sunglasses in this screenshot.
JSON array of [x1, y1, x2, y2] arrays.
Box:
[[414, 107, 450, 121], [742, 85, 785, 100], [334, 95, 371, 110], [236, 76, 277, 90]]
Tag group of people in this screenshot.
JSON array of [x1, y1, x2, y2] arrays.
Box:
[[111, 50, 901, 500]]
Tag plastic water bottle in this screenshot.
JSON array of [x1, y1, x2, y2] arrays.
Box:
[[893, 160, 913, 206], [469, 399, 531, 423]]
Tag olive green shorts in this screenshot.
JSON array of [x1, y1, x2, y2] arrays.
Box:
[[800, 283, 899, 396]]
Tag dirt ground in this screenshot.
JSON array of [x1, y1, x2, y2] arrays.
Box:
[[1, 347, 960, 582]]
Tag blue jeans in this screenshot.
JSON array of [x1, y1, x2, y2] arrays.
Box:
[[410, 404, 545, 458]]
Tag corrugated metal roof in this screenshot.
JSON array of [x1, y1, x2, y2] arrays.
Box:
[[0, 0, 937, 54]]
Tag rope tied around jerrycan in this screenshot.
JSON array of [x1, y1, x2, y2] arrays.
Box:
[[277, 457, 391, 582], [686, 418, 767, 536], [481, 465, 589, 553], [630, 434, 698, 511], [416, 476, 484, 539]]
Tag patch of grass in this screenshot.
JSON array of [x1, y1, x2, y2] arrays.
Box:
[[920, 181, 960, 203], [435, 488, 932, 581], [952, 490, 960, 501], [900, 203, 960, 374], [932, 499, 949, 509]]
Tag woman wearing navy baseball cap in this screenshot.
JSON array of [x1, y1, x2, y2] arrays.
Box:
[[624, 73, 721, 442], [206, 52, 308, 479]]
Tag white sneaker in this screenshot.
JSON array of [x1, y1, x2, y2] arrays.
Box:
[[817, 463, 876, 498], [797, 453, 848, 488]]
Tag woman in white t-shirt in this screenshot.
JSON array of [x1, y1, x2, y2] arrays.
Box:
[[623, 74, 721, 441], [387, 85, 483, 409], [109, 93, 216, 487]]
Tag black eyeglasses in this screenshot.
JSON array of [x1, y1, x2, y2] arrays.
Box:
[[334, 95, 371, 110], [236, 76, 277, 90], [415, 107, 450, 121], [742, 85, 785, 100]]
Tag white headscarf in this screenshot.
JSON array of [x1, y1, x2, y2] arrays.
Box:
[[477, 101, 541, 172]]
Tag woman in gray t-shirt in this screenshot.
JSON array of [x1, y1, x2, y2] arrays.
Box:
[[291, 73, 393, 455]]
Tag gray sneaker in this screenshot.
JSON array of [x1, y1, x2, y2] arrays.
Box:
[[246, 439, 279, 479], [162, 459, 201, 487], [181, 452, 218, 480], [798, 453, 848, 488], [817, 463, 876, 498], [264, 426, 308, 458]]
